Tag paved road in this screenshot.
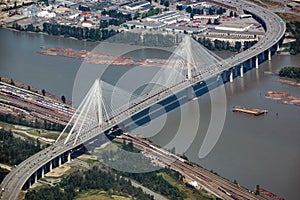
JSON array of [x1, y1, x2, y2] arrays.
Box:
[[131, 181, 168, 200], [0, 164, 12, 172], [0, 0, 285, 199]]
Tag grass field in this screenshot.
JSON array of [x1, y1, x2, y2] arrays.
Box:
[[0, 121, 66, 143], [159, 172, 215, 200], [76, 190, 131, 200]]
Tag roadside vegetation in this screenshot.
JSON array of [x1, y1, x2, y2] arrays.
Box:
[[120, 168, 185, 200], [0, 128, 42, 166], [25, 166, 154, 200], [93, 141, 215, 200], [0, 167, 9, 183], [23, 141, 215, 200], [197, 38, 257, 52], [0, 113, 65, 132], [276, 13, 300, 55], [159, 171, 216, 200], [286, 21, 300, 55]]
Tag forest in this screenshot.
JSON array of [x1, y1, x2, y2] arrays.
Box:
[[25, 166, 154, 200], [0, 128, 42, 166], [279, 66, 300, 80], [197, 37, 257, 52]]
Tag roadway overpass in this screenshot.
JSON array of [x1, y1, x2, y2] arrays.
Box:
[[0, 0, 285, 199]]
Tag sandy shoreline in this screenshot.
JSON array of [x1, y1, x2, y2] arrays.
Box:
[[277, 78, 300, 87]]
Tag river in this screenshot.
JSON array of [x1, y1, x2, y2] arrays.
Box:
[[0, 28, 299, 199]]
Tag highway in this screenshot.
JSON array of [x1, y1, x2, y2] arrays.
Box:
[[0, 0, 285, 199]]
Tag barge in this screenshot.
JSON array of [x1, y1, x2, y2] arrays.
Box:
[[232, 106, 268, 116]]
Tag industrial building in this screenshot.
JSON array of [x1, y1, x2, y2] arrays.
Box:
[[124, 1, 151, 11]]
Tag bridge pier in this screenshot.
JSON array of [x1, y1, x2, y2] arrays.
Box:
[[34, 172, 37, 184], [186, 87, 195, 100], [268, 49, 271, 61], [255, 56, 259, 69], [221, 72, 226, 83], [49, 161, 53, 172], [262, 51, 266, 61], [276, 43, 280, 52], [249, 58, 253, 69], [41, 166, 44, 178], [217, 74, 221, 81], [58, 155, 62, 167], [67, 152, 71, 163], [233, 67, 238, 77], [240, 65, 244, 77], [229, 69, 233, 83]]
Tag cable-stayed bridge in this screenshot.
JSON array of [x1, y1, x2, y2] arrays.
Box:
[[0, 0, 285, 199], [55, 36, 225, 146]]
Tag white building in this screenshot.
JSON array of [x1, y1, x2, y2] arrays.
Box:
[[187, 181, 198, 188], [126, 21, 166, 30], [193, 15, 220, 20], [146, 11, 181, 22], [22, 5, 40, 17], [124, 1, 150, 11], [165, 25, 207, 34], [37, 11, 56, 18], [215, 23, 253, 32]]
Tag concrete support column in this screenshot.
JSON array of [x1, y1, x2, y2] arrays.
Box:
[[58, 155, 62, 167], [222, 72, 226, 82], [49, 161, 53, 172], [67, 152, 71, 163], [217, 74, 221, 81], [34, 172, 37, 184], [29, 178, 31, 188], [186, 87, 194, 100], [240, 65, 244, 78], [255, 56, 259, 69], [262, 51, 265, 60], [41, 166, 44, 178], [229, 69, 233, 83], [268, 49, 271, 61], [277, 43, 280, 52]]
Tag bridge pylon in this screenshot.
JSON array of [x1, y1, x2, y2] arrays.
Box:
[[55, 79, 106, 146]]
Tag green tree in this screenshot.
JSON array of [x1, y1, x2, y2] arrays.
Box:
[[61, 95, 66, 103], [163, 0, 169, 7], [213, 19, 220, 25], [207, 19, 212, 25], [255, 184, 260, 195], [10, 78, 15, 86], [186, 6, 192, 13], [235, 41, 242, 52], [190, 11, 194, 19], [208, 7, 214, 15]]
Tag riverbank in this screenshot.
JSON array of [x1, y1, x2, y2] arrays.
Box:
[[0, 77, 71, 105], [1, 26, 88, 42]]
